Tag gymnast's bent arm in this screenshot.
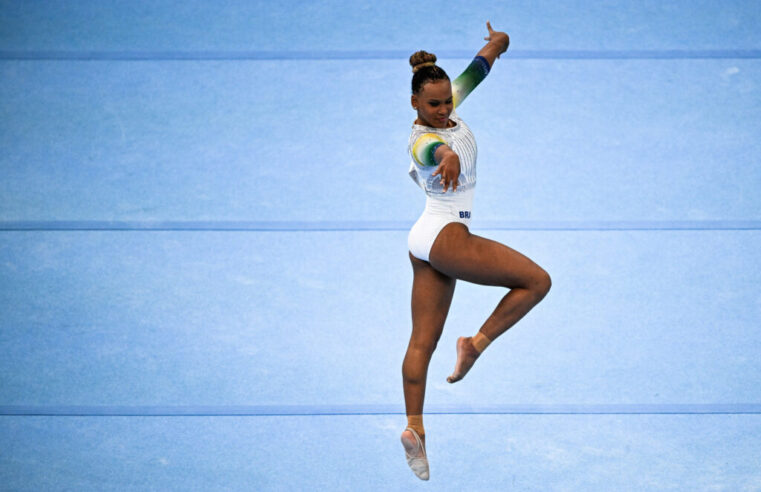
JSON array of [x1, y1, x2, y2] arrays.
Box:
[[452, 21, 510, 108], [411, 133, 461, 192]]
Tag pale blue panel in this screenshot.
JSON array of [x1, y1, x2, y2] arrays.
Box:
[[0, 230, 759, 406], [1, 0, 760, 52], [1, 414, 760, 490], [471, 59, 761, 222], [1, 59, 760, 222]]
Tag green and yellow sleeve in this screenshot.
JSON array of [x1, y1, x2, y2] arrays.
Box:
[[411, 133, 448, 167], [452, 55, 491, 108]]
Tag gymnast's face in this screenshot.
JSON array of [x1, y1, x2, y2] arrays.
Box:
[[412, 79, 453, 128]]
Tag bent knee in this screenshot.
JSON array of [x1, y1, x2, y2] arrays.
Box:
[[532, 268, 552, 299]]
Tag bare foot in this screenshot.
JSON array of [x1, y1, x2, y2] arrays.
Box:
[[447, 336, 481, 383]]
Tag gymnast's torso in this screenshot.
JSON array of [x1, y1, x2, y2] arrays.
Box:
[[407, 109, 477, 196]]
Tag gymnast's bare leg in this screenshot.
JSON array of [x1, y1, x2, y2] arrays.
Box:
[[401, 251, 456, 453], [429, 222, 551, 383]]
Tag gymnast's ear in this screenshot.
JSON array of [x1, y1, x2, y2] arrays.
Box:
[[411, 94, 419, 110]]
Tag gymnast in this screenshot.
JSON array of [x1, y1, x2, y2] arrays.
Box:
[[401, 22, 552, 480]]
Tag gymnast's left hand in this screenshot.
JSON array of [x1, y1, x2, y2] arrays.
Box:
[[484, 21, 510, 58]]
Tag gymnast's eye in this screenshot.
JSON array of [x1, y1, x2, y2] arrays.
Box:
[[429, 101, 440, 107]]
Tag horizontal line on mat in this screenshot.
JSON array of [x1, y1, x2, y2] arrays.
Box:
[[1, 220, 760, 232], [1, 49, 759, 61], [2, 404, 760, 417]]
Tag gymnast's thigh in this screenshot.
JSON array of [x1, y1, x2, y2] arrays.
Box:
[[429, 224, 546, 289]]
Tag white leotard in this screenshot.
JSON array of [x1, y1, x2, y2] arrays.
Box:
[[407, 111, 477, 261]]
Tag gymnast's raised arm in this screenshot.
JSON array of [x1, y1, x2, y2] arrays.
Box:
[[452, 22, 510, 108]]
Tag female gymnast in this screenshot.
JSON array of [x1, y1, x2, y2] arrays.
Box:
[[401, 22, 552, 480]]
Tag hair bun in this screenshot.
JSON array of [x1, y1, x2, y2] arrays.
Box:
[[409, 50, 437, 73]]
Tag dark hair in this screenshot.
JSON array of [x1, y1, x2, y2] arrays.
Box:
[[409, 50, 449, 94]]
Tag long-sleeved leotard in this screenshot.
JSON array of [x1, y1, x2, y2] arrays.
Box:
[[408, 56, 490, 195]]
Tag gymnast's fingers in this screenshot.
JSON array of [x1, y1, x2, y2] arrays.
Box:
[[485, 20, 495, 39], [432, 162, 444, 178]]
